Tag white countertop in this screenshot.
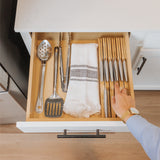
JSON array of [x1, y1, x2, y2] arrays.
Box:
[[15, 0, 160, 32]]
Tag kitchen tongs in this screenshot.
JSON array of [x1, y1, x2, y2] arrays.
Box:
[[59, 33, 65, 91], [59, 32, 71, 92]]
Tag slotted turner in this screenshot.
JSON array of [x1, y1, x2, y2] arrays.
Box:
[[45, 47, 64, 117]]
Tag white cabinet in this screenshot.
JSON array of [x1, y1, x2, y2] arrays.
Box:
[[130, 32, 160, 90], [132, 48, 160, 90], [15, 0, 160, 32]]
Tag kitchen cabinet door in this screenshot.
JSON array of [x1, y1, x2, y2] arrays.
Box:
[[133, 49, 160, 90]]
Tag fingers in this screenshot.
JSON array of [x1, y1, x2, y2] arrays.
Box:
[[121, 88, 127, 94], [115, 82, 120, 96]]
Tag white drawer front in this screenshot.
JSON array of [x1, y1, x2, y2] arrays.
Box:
[[16, 121, 128, 133]]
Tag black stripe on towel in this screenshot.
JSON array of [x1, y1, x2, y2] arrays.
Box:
[[70, 69, 98, 79]]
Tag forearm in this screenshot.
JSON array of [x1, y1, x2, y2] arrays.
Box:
[[126, 115, 160, 160]]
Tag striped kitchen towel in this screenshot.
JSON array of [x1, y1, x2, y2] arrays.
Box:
[[63, 43, 101, 118]]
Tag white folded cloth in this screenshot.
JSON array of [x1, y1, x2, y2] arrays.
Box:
[[63, 43, 101, 118]]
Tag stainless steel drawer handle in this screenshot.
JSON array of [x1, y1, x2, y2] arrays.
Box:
[[57, 129, 106, 138], [137, 57, 147, 75]]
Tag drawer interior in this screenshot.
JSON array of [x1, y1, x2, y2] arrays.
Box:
[[26, 32, 134, 121]]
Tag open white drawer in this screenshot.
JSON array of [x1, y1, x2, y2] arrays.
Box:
[[17, 32, 134, 133]]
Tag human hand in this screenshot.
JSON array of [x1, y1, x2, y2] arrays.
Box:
[[112, 83, 136, 122]]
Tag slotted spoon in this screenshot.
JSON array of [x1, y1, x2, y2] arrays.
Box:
[[36, 40, 52, 113], [45, 47, 64, 117]]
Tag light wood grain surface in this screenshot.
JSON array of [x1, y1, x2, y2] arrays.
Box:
[[1, 91, 160, 160], [0, 133, 148, 160]]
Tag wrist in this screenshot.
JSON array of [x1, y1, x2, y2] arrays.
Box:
[[123, 114, 133, 123], [120, 110, 132, 123], [120, 108, 140, 123]]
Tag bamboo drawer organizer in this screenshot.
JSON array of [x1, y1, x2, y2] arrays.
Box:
[[26, 32, 134, 121]]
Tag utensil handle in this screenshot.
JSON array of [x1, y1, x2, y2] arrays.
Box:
[[65, 45, 71, 90], [36, 63, 46, 113], [119, 81, 124, 90], [107, 38, 112, 61], [59, 47, 64, 82], [53, 47, 59, 94]]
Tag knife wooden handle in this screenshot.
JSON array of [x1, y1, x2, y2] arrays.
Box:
[[124, 81, 129, 93], [119, 81, 124, 90], [115, 38, 121, 60], [107, 38, 112, 61], [111, 38, 116, 60], [103, 38, 106, 60], [120, 37, 125, 61]]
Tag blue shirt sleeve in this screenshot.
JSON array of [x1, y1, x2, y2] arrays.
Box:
[[126, 115, 160, 160]]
